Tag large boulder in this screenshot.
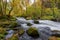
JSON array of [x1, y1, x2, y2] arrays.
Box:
[[26, 27, 39, 38]]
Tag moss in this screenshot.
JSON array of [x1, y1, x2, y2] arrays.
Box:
[[9, 33, 18, 40], [26, 27, 39, 38], [27, 23, 32, 26], [0, 20, 17, 28], [18, 29, 25, 37], [34, 20, 39, 24], [9, 22, 18, 29], [0, 27, 8, 35], [0, 27, 8, 40], [9, 17, 17, 21], [57, 37, 60, 40], [0, 21, 10, 27], [0, 34, 5, 39], [41, 16, 54, 20]]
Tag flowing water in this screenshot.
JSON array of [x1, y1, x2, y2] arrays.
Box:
[[17, 17, 60, 31], [6, 17, 60, 40]]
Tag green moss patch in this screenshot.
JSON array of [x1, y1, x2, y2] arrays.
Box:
[[0, 27, 8, 40], [18, 29, 25, 37], [26, 27, 39, 38]]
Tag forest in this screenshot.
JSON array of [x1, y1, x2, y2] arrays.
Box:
[[0, 0, 60, 21], [0, 0, 60, 40]]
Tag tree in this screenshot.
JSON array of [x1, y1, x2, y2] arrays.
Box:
[[0, 0, 7, 16]]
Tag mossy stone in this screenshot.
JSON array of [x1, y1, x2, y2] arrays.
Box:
[[34, 20, 39, 24], [26, 27, 39, 38], [18, 29, 25, 37], [27, 23, 32, 26]]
